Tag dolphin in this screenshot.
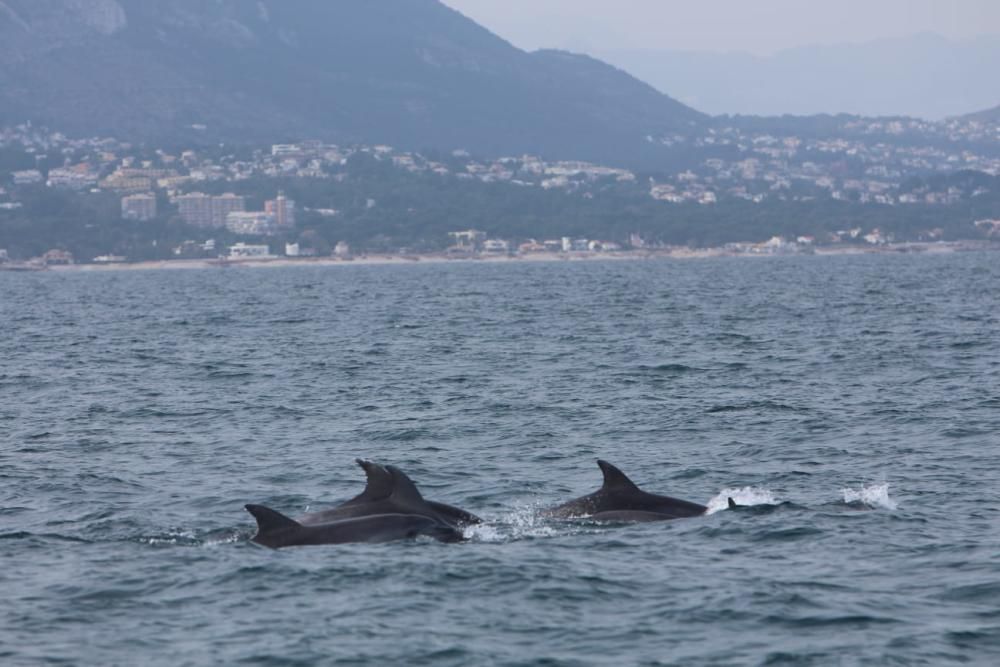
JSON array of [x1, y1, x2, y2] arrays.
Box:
[[543, 460, 708, 522], [295, 459, 394, 525], [296, 461, 481, 527], [332, 459, 394, 508], [245, 505, 464, 548]]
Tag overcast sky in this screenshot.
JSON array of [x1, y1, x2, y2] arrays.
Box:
[[443, 0, 1000, 55]]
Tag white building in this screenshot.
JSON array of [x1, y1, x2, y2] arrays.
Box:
[[271, 144, 301, 157], [12, 170, 43, 185], [228, 243, 274, 259], [121, 193, 157, 221], [48, 168, 98, 191], [863, 229, 890, 245], [449, 229, 486, 250], [174, 192, 246, 228], [226, 211, 276, 236], [482, 239, 510, 253], [562, 237, 590, 252]]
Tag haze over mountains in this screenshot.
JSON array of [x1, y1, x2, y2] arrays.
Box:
[[0, 0, 702, 166], [596, 33, 1000, 120]]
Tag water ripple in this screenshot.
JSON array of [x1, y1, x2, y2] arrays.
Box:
[[2, 253, 999, 665]]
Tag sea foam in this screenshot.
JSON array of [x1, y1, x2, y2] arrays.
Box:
[[842, 483, 898, 510], [464, 505, 564, 543]]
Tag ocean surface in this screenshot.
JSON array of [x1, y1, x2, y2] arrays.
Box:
[[2, 252, 999, 666]]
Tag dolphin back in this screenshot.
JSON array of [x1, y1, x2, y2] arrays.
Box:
[[246, 505, 465, 548], [384, 465, 480, 526], [246, 504, 302, 549], [426, 500, 482, 526], [590, 510, 677, 523], [542, 459, 709, 521]]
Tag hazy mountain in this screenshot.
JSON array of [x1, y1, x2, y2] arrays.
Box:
[[961, 104, 1000, 122], [596, 33, 1000, 120], [0, 0, 703, 165]]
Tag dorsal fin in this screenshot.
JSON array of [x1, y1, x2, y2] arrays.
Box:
[[728, 497, 738, 510], [597, 460, 640, 493], [353, 459, 394, 502], [245, 504, 300, 534], [386, 465, 428, 509]]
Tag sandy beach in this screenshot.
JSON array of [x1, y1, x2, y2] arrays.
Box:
[[7, 240, 989, 273]]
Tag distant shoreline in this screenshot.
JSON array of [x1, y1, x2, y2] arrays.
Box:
[[4, 241, 996, 273]]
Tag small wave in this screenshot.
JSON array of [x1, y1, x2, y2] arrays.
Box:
[[0, 531, 33, 540], [0, 531, 91, 543], [705, 487, 778, 514], [939, 581, 1000, 603], [950, 340, 985, 349], [941, 427, 988, 439], [722, 362, 749, 370], [268, 318, 310, 325], [842, 483, 898, 510], [753, 526, 825, 542], [206, 370, 255, 380], [648, 363, 697, 372], [706, 401, 801, 414]]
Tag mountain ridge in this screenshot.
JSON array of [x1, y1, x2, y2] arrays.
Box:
[[961, 104, 1000, 122], [0, 0, 704, 166]]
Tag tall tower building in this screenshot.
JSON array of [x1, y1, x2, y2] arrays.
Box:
[[265, 192, 296, 228], [211, 193, 247, 228], [121, 193, 157, 221], [174, 192, 246, 227]]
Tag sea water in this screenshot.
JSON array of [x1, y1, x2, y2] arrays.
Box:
[[2, 253, 999, 665]]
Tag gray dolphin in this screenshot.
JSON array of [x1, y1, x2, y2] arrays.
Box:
[[245, 506, 464, 548], [296, 460, 481, 527], [246, 462, 478, 547], [542, 460, 708, 522], [296, 459, 393, 525]]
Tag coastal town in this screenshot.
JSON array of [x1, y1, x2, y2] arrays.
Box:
[[1, 114, 999, 267]]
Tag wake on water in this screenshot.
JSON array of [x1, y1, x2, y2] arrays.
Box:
[[464, 484, 899, 542], [153, 486, 898, 548], [465, 490, 782, 542]]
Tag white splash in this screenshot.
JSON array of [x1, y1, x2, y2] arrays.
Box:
[[139, 529, 199, 546], [842, 483, 898, 510], [705, 486, 778, 514], [463, 505, 577, 542], [203, 533, 243, 547], [463, 522, 504, 542]]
